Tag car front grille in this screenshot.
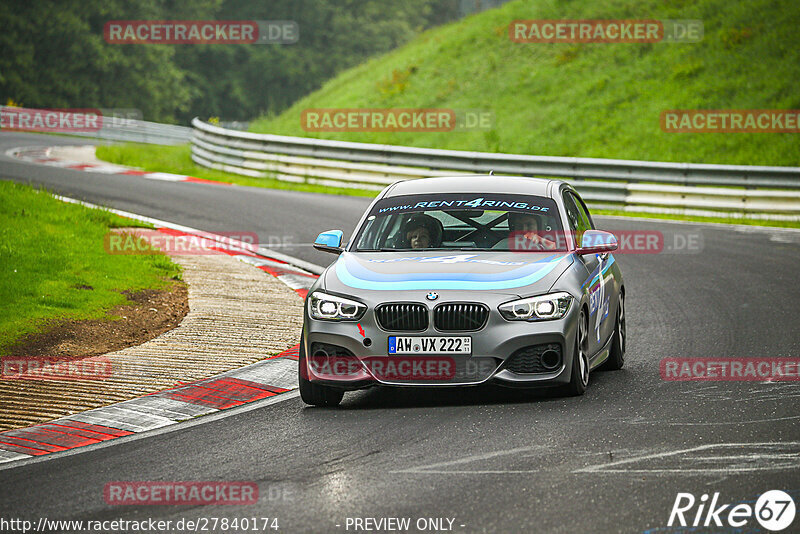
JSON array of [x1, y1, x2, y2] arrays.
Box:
[[434, 303, 489, 331], [504, 343, 562, 374], [375, 303, 428, 331]]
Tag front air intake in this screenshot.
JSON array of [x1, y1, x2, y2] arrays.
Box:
[[504, 343, 563, 374], [375, 303, 428, 331], [434, 303, 489, 331]]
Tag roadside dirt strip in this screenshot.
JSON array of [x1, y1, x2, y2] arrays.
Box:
[[0, 232, 317, 464]]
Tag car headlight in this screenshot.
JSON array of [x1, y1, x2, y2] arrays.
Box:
[[498, 292, 573, 321], [308, 292, 367, 321]]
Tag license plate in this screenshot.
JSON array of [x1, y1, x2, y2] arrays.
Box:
[[388, 336, 472, 355]]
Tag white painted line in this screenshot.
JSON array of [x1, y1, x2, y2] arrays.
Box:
[[391, 470, 548, 475], [630, 414, 800, 426], [276, 274, 316, 290], [42, 160, 76, 168], [231, 358, 299, 390], [234, 255, 318, 282], [235, 255, 292, 269], [142, 172, 187, 182], [572, 468, 796, 475], [86, 165, 131, 174], [0, 450, 33, 464], [115, 396, 219, 421], [257, 247, 325, 275], [574, 442, 800, 474], [67, 408, 176, 433], [391, 446, 542, 474]]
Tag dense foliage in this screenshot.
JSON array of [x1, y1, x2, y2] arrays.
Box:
[[0, 0, 462, 123]]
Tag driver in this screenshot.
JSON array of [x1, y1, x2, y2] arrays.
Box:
[[494, 212, 557, 250], [401, 214, 442, 249]]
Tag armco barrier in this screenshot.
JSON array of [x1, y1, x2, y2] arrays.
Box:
[[190, 118, 794, 221], [72, 119, 191, 145]]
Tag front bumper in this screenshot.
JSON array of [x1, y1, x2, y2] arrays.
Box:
[[302, 299, 580, 390]]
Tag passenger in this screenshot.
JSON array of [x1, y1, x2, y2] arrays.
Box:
[[494, 212, 557, 250], [401, 214, 442, 249]]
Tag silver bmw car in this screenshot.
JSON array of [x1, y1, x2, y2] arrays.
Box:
[[300, 176, 626, 406]]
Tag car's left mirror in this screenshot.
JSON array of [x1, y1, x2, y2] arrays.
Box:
[[577, 230, 618, 255], [313, 230, 344, 254]]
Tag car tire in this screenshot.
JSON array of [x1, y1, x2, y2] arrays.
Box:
[[563, 309, 589, 396], [599, 291, 625, 371], [298, 336, 345, 407]]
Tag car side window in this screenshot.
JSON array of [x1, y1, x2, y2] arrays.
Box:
[[569, 192, 594, 231], [562, 193, 582, 240], [562, 191, 593, 247]]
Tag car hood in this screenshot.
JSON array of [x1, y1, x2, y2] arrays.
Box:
[[322, 251, 573, 297]]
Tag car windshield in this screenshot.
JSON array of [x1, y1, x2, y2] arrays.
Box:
[[354, 193, 567, 252]]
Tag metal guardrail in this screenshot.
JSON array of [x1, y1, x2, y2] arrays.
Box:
[[71, 119, 192, 145], [0, 106, 191, 145], [191, 118, 800, 220]]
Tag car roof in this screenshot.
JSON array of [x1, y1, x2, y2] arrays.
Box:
[[382, 175, 564, 198]]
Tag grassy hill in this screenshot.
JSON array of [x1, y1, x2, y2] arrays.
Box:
[[250, 0, 800, 166]]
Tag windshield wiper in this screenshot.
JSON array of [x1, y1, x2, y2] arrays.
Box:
[[357, 247, 505, 252], [356, 248, 414, 252], [358, 247, 493, 252]]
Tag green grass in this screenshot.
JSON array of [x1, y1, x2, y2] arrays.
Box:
[[0, 181, 182, 355], [250, 0, 800, 167], [95, 143, 378, 197]]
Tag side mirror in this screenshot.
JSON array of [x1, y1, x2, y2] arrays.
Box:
[[577, 230, 618, 255], [313, 230, 344, 254]]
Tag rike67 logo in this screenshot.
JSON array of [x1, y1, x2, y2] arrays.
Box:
[[669, 490, 796, 531]]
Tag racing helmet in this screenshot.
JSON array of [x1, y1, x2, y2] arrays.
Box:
[[400, 213, 443, 248]]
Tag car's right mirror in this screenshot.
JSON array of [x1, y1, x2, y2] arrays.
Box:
[[577, 230, 618, 255], [313, 230, 344, 254]]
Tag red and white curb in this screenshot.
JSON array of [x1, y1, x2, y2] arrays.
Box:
[[0, 198, 322, 466], [0, 346, 299, 464], [235, 254, 318, 299], [126, 226, 321, 299], [6, 145, 230, 186]]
